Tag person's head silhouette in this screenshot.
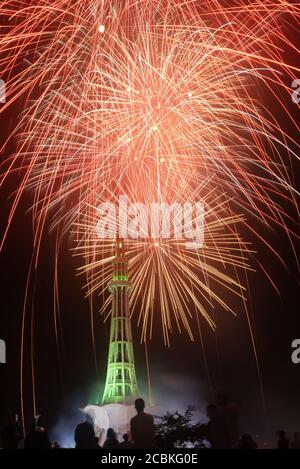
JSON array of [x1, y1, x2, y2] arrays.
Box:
[[107, 428, 116, 439], [123, 433, 129, 442], [135, 398, 145, 413]]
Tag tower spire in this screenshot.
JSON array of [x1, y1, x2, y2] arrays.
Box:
[[101, 239, 138, 404]]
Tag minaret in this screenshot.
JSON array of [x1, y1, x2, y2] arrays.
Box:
[[101, 240, 138, 404]]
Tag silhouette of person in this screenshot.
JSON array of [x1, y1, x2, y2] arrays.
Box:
[[24, 415, 51, 449], [277, 430, 289, 449], [291, 432, 300, 449], [74, 416, 99, 449], [13, 414, 23, 448], [130, 398, 155, 449], [1, 425, 18, 449], [103, 428, 120, 449], [205, 394, 239, 449], [51, 441, 60, 449], [120, 433, 133, 449], [238, 434, 258, 449]]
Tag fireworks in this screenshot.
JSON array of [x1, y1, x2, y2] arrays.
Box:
[[0, 1, 299, 339]]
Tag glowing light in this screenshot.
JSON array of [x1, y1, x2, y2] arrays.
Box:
[[98, 24, 105, 33]]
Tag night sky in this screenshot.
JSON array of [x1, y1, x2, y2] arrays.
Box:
[[0, 2, 299, 448]]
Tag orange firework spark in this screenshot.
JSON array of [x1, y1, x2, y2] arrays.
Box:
[[0, 1, 299, 241]]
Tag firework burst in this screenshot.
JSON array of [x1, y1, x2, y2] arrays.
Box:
[[0, 0, 299, 338]]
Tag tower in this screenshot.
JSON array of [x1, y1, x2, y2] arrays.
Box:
[[101, 240, 138, 404]]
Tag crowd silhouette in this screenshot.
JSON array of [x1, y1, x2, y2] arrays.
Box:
[[0, 396, 299, 449]]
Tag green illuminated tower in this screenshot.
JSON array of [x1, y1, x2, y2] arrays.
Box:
[[101, 240, 138, 404]]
